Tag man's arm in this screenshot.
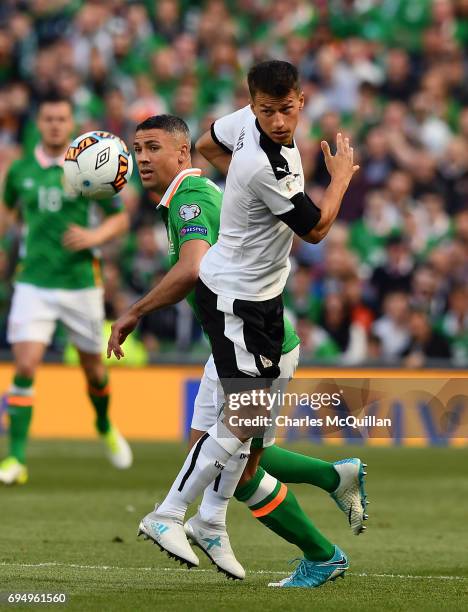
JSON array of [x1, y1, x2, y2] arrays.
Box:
[[62, 210, 129, 251], [249, 133, 358, 246], [196, 107, 251, 175], [196, 128, 232, 176], [303, 133, 359, 244], [0, 202, 18, 236], [1, 162, 20, 236], [107, 239, 210, 359]]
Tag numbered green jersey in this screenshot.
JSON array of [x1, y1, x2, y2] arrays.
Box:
[[158, 168, 300, 355], [3, 148, 124, 289]]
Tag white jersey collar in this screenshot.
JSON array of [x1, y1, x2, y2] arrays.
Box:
[[157, 167, 202, 209]]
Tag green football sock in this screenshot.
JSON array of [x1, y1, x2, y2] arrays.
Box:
[[7, 374, 34, 465], [260, 445, 339, 493], [88, 373, 111, 434], [235, 467, 334, 562]]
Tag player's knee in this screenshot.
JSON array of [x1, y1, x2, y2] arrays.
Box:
[[15, 361, 38, 380], [79, 354, 105, 386]]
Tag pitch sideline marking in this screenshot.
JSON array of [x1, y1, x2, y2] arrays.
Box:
[[0, 562, 465, 581]]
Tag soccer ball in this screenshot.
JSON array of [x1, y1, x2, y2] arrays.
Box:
[[64, 131, 133, 199]]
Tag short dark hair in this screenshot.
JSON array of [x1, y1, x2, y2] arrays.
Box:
[[247, 60, 300, 99], [136, 114, 191, 143], [38, 92, 73, 110]]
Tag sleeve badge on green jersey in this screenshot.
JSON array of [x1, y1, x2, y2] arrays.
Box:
[[179, 204, 201, 220], [180, 225, 208, 237]]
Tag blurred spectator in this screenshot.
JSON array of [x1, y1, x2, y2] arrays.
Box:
[[372, 292, 411, 359], [436, 284, 468, 364], [404, 192, 453, 258], [349, 190, 399, 269], [101, 87, 135, 145], [284, 264, 320, 322], [438, 137, 468, 214], [343, 274, 374, 332], [319, 293, 367, 365], [401, 308, 452, 367], [153, 0, 183, 43], [366, 332, 383, 363], [379, 48, 414, 103], [385, 170, 415, 214], [370, 235, 414, 312], [296, 316, 340, 362], [121, 225, 166, 297], [360, 127, 395, 189], [409, 90, 452, 157], [411, 264, 447, 317]]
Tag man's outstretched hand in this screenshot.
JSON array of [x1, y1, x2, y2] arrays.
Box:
[[321, 132, 360, 187], [107, 310, 140, 359]]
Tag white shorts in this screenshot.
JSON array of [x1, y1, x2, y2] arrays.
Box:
[[7, 282, 104, 354], [191, 344, 300, 447]]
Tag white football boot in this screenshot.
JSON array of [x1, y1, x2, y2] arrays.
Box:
[[138, 505, 199, 568], [184, 512, 245, 580]]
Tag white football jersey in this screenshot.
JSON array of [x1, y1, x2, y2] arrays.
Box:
[[199, 106, 320, 301]]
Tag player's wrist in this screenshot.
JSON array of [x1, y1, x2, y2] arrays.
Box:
[[329, 175, 350, 193], [129, 303, 145, 320], [88, 229, 103, 247]]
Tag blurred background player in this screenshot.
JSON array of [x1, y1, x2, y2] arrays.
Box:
[[0, 94, 132, 485]]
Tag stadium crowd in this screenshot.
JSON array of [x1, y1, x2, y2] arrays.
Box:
[[0, 0, 467, 366]]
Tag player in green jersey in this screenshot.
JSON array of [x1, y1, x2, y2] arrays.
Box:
[[107, 115, 368, 581], [0, 94, 132, 485]]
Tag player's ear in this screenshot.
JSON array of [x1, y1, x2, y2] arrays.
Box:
[[179, 142, 190, 163], [298, 91, 305, 111]]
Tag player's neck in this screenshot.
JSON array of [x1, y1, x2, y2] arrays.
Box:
[[40, 142, 68, 159], [157, 161, 194, 196]]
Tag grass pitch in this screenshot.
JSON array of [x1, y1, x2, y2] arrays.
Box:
[[0, 440, 467, 611]]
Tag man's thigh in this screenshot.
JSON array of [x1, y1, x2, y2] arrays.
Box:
[[7, 283, 57, 345], [58, 287, 104, 354]]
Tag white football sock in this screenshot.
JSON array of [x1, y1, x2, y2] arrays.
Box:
[[198, 440, 252, 526], [157, 421, 243, 522]]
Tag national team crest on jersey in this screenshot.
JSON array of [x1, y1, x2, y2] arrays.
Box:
[[179, 225, 207, 237], [179, 204, 201, 221], [278, 173, 302, 197]]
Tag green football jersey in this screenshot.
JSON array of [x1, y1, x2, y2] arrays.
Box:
[[3, 152, 124, 290], [159, 170, 300, 355]]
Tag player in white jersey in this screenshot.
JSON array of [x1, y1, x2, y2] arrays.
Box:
[[143, 61, 359, 587]]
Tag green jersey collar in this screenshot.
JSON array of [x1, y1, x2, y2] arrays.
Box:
[[157, 167, 202, 209]]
